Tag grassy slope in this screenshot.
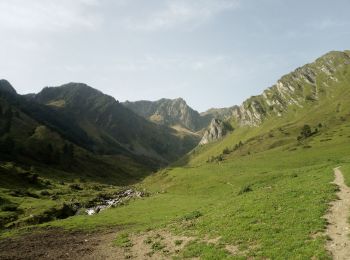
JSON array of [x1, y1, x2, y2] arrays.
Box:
[[2, 52, 350, 258], [16, 116, 347, 258]]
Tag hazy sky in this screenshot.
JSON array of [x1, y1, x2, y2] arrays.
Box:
[[1, 0, 349, 111]]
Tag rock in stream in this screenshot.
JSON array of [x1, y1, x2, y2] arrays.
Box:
[[84, 189, 145, 215]]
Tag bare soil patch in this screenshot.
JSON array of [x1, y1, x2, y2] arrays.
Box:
[[0, 228, 118, 260], [325, 167, 350, 259]]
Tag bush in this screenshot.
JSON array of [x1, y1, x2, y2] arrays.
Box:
[[222, 147, 231, 155], [300, 125, 312, 138]]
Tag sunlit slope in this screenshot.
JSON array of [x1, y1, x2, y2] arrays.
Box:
[[185, 50, 350, 166], [38, 50, 350, 258], [42, 122, 350, 258]]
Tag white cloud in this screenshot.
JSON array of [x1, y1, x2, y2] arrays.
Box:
[[0, 0, 102, 32], [124, 0, 239, 31]]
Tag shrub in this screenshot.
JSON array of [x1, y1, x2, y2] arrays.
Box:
[[222, 147, 231, 155], [300, 125, 312, 138]]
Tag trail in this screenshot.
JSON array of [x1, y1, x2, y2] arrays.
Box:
[[325, 167, 350, 260]]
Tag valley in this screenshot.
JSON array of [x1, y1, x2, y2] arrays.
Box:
[[1, 50, 350, 259]]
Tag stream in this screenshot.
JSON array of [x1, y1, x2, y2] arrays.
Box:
[[84, 189, 145, 215]]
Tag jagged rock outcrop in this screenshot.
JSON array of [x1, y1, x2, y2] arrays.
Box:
[[199, 118, 232, 145], [228, 50, 350, 126], [198, 50, 350, 145], [200, 106, 239, 121], [123, 98, 211, 131]]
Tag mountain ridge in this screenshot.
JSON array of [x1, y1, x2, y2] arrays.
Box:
[[123, 98, 212, 132]]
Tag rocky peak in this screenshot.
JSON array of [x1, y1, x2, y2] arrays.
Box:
[[199, 118, 232, 145], [34, 83, 117, 112], [0, 79, 17, 96], [229, 50, 350, 127], [123, 98, 209, 131]]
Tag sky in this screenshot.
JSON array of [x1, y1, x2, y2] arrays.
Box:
[[0, 0, 349, 112]]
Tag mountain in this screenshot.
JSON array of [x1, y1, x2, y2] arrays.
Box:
[[200, 107, 236, 120], [0, 80, 17, 95], [199, 51, 350, 130], [2, 50, 350, 259], [199, 118, 233, 145], [0, 81, 202, 183], [225, 50, 350, 127], [193, 50, 350, 146], [28, 83, 200, 163], [123, 98, 212, 132]]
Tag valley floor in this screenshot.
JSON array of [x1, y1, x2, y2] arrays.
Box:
[[2, 166, 350, 260]]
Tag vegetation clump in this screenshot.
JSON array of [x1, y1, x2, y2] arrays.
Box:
[[297, 124, 319, 141], [113, 233, 133, 248], [207, 141, 244, 162], [181, 211, 203, 221]]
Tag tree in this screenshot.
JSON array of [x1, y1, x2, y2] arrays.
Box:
[[300, 124, 312, 139]]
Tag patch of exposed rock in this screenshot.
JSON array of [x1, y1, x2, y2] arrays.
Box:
[[84, 189, 147, 215], [228, 51, 350, 127], [199, 118, 233, 145]]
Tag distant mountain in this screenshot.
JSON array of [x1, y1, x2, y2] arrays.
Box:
[[200, 106, 238, 121], [29, 83, 200, 163], [123, 98, 211, 132], [0, 81, 202, 185]]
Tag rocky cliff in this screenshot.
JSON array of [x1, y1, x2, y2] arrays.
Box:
[[123, 98, 211, 131], [199, 118, 233, 145], [228, 51, 350, 126], [198, 50, 350, 145]]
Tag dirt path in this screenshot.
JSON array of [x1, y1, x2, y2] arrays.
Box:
[[325, 167, 350, 260], [0, 228, 120, 260]]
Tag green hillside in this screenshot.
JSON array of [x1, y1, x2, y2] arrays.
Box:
[[1, 51, 350, 259], [0, 81, 201, 230]]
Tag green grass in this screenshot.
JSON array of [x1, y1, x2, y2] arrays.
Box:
[[2, 50, 350, 258], [3, 99, 350, 258], [113, 232, 133, 248], [341, 164, 350, 187], [3, 119, 348, 258], [182, 241, 233, 259], [16, 104, 347, 258]]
